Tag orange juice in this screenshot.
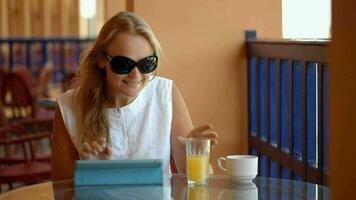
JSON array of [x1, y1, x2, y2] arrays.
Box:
[[187, 155, 209, 183]]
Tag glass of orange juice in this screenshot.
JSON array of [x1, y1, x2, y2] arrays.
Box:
[[186, 138, 210, 185]]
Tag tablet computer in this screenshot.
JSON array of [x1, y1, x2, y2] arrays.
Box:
[[74, 159, 163, 186]]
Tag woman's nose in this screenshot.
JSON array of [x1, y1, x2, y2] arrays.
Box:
[[127, 66, 141, 78]]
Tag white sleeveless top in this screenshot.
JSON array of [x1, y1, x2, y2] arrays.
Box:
[[57, 76, 173, 174]]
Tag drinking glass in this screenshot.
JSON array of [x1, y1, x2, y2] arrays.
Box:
[[186, 138, 210, 185]]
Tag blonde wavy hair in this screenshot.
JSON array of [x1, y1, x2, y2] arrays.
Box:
[[73, 11, 163, 149]]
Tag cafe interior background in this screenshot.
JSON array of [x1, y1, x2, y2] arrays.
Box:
[[0, 0, 355, 198]]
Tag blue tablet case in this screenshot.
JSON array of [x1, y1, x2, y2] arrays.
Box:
[[74, 159, 163, 186]]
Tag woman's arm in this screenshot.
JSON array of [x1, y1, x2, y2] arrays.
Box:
[[171, 84, 193, 173], [170, 84, 218, 173], [51, 106, 79, 181]]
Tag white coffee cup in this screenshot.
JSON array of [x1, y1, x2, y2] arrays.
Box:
[[217, 155, 258, 182]]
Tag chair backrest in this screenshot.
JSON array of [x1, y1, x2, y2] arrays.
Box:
[[13, 66, 36, 96], [0, 71, 35, 121], [0, 124, 52, 192]]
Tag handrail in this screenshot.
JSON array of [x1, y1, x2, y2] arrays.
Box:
[[247, 38, 330, 63], [0, 37, 95, 83]]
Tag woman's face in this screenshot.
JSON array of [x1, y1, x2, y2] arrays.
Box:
[[100, 32, 155, 105]]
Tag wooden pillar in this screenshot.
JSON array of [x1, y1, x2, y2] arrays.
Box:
[[51, 0, 62, 36], [61, 0, 79, 36], [68, 0, 79, 36], [104, 0, 126, 20], [61, 0, 69, 36], [126, 0, 134, 12], [23, 0, 31, 37], [31, 0, 45, 37], [44, 0, 52, 36], [8, 0, 26, 37], [97, 0, 105, 32], [330, 0, 356, 198], [0, 0, 9, 37]]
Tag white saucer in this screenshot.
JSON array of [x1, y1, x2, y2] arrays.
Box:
[[229, 175, 256, 183]]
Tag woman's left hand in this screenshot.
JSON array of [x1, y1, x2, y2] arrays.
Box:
[[187, 124, 218, 148]]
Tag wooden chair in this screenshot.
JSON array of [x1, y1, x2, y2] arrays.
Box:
[[13, 65, 53, 99], [1, 71, 36, 121], [13, 66, 37, 99], [0, 104, 52, 164], [0, 125, 51, 192], [0, 71, 53, 163], [0, 71, 55, 122]]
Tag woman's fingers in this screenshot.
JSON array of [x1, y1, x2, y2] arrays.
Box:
[[189, 124, 219, 148], [202, 131, 218, 139], [202, 131, 218, 146], [97, 137, 107, 146], [189, 124, 213, 137], [80, 137, 111, 160], [98, 137, 111, 159], [82, 142, 92, 153], [91, 141, 103, 155], [103, 146, 112, 159], [80, 142, 92, 159]]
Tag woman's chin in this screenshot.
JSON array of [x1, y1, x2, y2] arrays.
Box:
[[121, 87, 142, 98]]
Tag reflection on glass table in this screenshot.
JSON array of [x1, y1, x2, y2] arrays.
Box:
[[53, 174, 329, 200], [0, 174, 329, 200]]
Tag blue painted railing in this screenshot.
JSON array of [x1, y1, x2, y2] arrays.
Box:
[[246, 30, 329, 186], [0, 37, 95, 83]]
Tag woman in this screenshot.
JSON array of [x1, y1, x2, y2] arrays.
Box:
[[51, 11, 218, 180]]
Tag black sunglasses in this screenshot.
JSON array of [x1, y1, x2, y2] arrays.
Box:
[[103, 52, 158, 74]]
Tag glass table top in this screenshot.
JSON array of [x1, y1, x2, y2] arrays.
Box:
[[52, 174, 329, 200]]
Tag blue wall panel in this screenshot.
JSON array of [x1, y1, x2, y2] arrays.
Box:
[[306, 62, 317, 167], [260, 155, 268, 176], [292, 61, 303, 160], [250, 148, 258, 156], [248, 57, 258, 137], [280, 59, 290, 153], [269, 58, 278, 146], [281, 167, 289, 179], [258, 58, 267, 141], [270, 160, 278, 178]]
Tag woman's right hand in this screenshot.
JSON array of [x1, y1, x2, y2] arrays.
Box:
[[79, 137, 112, 160]]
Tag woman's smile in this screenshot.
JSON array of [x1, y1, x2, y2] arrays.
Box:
[[123, 79, 142, 87]]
